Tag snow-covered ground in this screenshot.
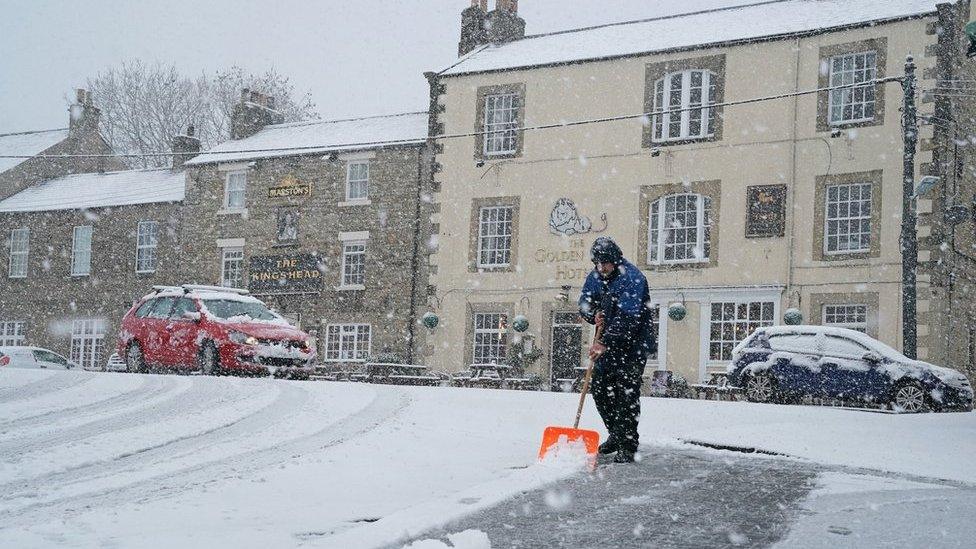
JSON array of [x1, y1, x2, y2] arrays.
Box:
[[1, 369, 973, 548]]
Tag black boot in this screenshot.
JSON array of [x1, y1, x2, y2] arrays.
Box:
[[613, 450, 635, 463], [598, 439, 618, 455]]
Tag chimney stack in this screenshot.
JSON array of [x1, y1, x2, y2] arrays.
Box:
[[230, 88, 285, 140], [68, 89, 101, 136], [171, 124, 201, 170], [458, 0, 525, 57]]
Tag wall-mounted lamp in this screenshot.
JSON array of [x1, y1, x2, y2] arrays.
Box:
[[555, 285, 571, 302], [649, 148, 661, 157]]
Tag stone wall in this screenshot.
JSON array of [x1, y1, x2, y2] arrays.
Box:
[[0, 199, 184, 361], [182, 145, 432, 365]]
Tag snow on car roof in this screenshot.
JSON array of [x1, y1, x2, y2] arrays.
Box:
[[185, 111, 428, 165], [439, 0, 939, 77], [0, 128, 69, 174], [757, 325, 906, 360], [146, 289, 263, 303], [0, 167, 185, 212]]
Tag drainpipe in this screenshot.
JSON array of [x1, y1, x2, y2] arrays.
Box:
[[407, 146, 424, 364], [785, 37, 802, 314]]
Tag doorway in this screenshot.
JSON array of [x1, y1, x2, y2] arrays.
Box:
[[550, 312, 582, 392]]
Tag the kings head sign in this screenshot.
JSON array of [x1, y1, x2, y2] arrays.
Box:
[[268, 174, 312, 199], [248, 253, 323, 295]]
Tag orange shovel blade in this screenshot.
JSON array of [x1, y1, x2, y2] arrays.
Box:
[[537, 426, 600, 460]]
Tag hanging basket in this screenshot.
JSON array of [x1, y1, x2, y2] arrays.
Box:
[[783, 308, 803, 325], [512, 314, 529, 333], [668, 303, 687, 321], [422, 312, 439, 329]]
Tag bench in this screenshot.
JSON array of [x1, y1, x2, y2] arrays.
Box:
[[690, 373, 741, 401], [365, 362, 444, 386], [453, 364, 537, 390]]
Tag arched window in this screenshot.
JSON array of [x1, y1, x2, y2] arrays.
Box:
[[652, 69, 716, 142], [647, 193, 712, 264]]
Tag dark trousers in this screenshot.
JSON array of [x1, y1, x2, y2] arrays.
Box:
[[590, 355, 644, 453]]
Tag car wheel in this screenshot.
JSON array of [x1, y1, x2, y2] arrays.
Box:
[[891, 381, 928, 413], [199, 342, 221, 376], [745, 372, 777, 403], [126, 342, 147, 374]]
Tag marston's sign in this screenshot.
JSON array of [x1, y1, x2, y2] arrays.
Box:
[[248, 253, 323, 294], [268, 174, 312, 199]]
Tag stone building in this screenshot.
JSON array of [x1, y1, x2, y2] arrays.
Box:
[[423, 0, 944, 386], [183, 90, 432, 366], [925, 0, 976, 379], [0, 158, 192, 367], [0, 90, 124, 200]]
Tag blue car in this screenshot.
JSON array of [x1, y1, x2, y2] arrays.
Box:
[[726, 326, 973, 413]]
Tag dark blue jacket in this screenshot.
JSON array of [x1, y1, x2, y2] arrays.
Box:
[[578, 259, 657, 364]]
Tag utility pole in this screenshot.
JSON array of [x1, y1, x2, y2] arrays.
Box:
[[901, 55, 918, 359]]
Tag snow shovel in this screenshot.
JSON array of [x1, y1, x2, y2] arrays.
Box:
[[538, 325, 602, 461]]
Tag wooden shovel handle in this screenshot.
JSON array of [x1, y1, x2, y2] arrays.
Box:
[[573, 325, 602, 429]]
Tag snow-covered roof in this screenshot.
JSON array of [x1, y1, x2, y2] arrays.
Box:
[[186, 111, 428, 166], [440, 0, 940, 76], [0, 168, 185, 213], [0, 128, 70, 174]]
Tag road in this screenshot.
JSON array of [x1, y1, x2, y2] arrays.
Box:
[[398, 446, 976, 549]]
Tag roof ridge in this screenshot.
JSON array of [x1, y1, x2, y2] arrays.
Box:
[[46, 167, 182, 180], [268, 111, 429, 130], [518, 0, 792, 42], [0, 128, 68, 138]]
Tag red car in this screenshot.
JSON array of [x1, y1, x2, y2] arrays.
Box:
[[118, 285, 316, 378]]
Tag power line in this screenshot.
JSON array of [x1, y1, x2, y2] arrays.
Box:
[[0, 77, 905, 161]]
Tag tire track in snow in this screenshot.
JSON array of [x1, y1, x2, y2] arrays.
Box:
[[0, 378, 286, 503], [0, 370, 96, 405], [0, 383, 410, 527], [0, 375, 196, 459]]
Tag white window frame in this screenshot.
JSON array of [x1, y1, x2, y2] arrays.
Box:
[[135, 221, 158, 274], [8, 227, 28, 278], [824, 182, 872, 255], [472, 312, 508, 366], [323, 323, 371, 362], [477, 205, 513, 269], [828, 51, 877, 125], [220, 246, 245, 289], [223, 171, 247, 210], [707, 300, 777, 364], [71, 225, 92, 277], [70, 319, 106, 370], [822, 304, 868, 333], [483, 93, 519, 156], [0, 321, 26, 346], [340, 241, 367, 288], [647, 193, 712, 265], [345, 161, 369, 201], [652, 69, 716, 142]]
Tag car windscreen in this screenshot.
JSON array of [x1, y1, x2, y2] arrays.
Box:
[[202, 299, 278, 321]]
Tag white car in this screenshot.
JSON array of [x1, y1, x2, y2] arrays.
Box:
[[0, 346, 78, 370]]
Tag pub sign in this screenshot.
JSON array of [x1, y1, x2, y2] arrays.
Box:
[[268, 174, 312, 199], [745, 185, 787, 238], [248, 253, 323, 294]]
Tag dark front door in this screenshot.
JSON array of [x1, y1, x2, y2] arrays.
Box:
[[550, 312, 582, 392]]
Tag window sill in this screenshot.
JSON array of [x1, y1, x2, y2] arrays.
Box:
[[7, 275, 26, 280], [338, 199, 371, 207], [136, 270, 156, 276], [217, 208, 248, 216], [335, 284, 366, 291]]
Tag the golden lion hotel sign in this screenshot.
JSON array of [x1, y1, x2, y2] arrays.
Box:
[[268, 174, 311, 199]]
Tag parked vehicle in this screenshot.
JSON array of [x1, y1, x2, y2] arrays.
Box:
[[118, 285, 316, 378], [0, 346, 78, 370], [727, 326, 973, 413]]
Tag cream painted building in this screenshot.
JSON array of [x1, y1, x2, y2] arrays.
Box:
[[423, 0, 942, 386]]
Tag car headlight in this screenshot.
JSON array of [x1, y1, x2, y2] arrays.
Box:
[[229, 331, 259, 345]]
